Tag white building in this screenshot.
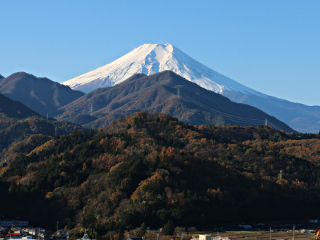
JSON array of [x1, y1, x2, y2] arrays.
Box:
[[199, 234, 230, 240], [199, 235, 211, 240], [26, 228, 46, 236]]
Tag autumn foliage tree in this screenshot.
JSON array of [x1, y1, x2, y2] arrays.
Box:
[[2, 111, 320, 235]]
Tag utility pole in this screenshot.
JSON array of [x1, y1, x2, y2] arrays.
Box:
[[293, 225, 295, 240], [56, 221, 59, 232]]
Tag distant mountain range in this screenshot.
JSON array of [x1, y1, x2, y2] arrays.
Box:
[[0, 72, 84, 117], [57, 71, 294, 132], [62, 43, 320, 133], [0, 70, 295, 133]]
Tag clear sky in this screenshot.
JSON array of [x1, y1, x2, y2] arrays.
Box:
[[1, 0, 319, 106]]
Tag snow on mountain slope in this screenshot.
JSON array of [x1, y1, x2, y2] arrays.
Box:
[[62, 43, 263, 96]]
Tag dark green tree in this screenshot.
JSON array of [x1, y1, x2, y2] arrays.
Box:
[[162, 220, 174, 235]]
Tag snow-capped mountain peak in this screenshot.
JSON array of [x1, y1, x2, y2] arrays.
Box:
[[62, 43, 259, 95]]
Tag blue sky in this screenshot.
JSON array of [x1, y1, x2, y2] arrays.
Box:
[[1, 0, 319, 106]]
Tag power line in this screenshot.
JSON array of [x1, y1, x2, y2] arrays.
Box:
[[180, 92, 284, 131], [97, 90, 283, 130], [182, 94, 264, 123], [181, 93, 266, 125], [268, 121, 282, 131]]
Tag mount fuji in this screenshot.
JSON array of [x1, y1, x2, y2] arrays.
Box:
[[63, 44, 261, 95], [62, 44, 320, 133]]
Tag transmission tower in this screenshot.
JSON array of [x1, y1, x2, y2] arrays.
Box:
[[174, 85, 183, 98]]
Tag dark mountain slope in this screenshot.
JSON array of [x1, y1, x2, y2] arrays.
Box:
[[0, 74, 4, 80], [0, 92, 39, 118], [0, 72, 85, 116], [58, 71, 295, 132], [224, 90, 320, 133]]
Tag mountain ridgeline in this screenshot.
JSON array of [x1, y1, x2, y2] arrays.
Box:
[[57, 71, 294, 132], [1, 112, 320, 235], [0, 72, 85, 117]]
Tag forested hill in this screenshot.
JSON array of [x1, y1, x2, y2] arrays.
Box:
[[0, 93, 85, 162], [1, 111, 320, 237]]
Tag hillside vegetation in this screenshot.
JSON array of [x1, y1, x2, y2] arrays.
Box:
[[1, 111, 320, 237], [0, 93, 84, 162]]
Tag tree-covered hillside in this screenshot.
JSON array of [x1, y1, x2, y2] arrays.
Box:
[[0, 93, 84, 162], [1, 111, 320, 238]]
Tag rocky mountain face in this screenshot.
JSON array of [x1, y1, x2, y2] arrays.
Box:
[[58, 71, 294, 132]]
